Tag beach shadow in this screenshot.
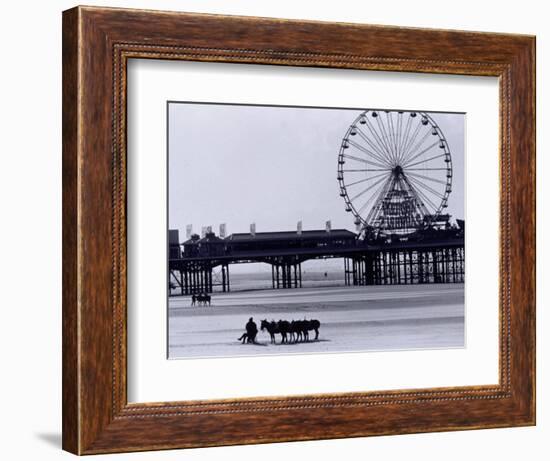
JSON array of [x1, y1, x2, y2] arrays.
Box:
[[273, 339, 332, 346], [35, 432, 62, 448], [234, 341, 269, 347]]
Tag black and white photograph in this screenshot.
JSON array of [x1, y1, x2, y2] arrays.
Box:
[[167, 102, 465, 359], [2, 0, 542, 458]]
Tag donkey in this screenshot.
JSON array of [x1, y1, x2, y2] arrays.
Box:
[[261, 320, 279, 343], [305, 319, 321, 340], [277, 320, 291, 344], [196, 293, 211, 306], [290, 320, 304, 343]]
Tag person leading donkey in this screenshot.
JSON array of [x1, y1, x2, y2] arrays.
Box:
[[238, 317, 258, 344]]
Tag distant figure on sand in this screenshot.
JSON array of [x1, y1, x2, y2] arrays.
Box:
[[238, 317, 258, 344], [191, 293, 211, 307]]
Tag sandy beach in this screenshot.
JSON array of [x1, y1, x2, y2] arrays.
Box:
[[168, 283, 464, 359]]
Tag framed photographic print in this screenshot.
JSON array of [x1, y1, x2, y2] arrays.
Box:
[[62, 6, 535, 455]]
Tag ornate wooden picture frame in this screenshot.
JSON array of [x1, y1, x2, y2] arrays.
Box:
[[62, 6, 535, 455]]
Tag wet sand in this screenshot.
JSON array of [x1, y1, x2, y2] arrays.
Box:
[[168, 284, 464, 359]]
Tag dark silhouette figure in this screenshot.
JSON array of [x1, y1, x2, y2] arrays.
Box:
[[261, 319, 280, 343], [299, 319, 309, 341], [238, 317, 258, 344], [290, 320, 304, 342], [260, 318, 322, 344], [237, 332, 249, 343], [306, 319, 321, 340], [277, 320, 291, 343], [191, 294, 196, 306], [246, 317, 258, 342], [196, 293, 211, 306], [288, 319, 321, 342]]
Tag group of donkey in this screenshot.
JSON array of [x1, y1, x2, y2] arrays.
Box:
[[190, 293, 211, 306], [260, 319, 321, 344]]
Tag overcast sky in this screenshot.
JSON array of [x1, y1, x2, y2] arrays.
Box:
[[168, 103, 464, 238]]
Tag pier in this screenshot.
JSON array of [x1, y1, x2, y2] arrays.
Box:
[[168, 227, 464, 295]]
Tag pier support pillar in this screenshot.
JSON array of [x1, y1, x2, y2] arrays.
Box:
[[271, 260, 302, 289]]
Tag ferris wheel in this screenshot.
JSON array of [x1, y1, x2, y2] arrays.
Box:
[[337, 109, 453, 236]]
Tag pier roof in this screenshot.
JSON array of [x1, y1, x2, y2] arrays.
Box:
[[225, 229, 357, 242]]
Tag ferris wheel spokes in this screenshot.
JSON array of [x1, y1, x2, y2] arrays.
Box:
[[348, 174, 391, 203], [405, 171, 449, 186], [341, 152, 390, 170], [344, 170, 390, 188], [401, 130, 434, 165], [346, 138, 393, 168], [362, 115, 394, 160], [404, 175, 443, 211], [404, 152, 447, 169], [337, 109, 453, 235], [352, 127, 395, 168]]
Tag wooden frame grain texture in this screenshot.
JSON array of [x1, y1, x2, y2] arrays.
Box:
[[62, 5, 536, 455]]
